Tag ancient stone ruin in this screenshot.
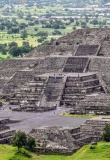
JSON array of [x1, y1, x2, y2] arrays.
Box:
[[0, 28, 110, 113], [0, 118, 15, 144], [29, 117, 110, 154], [0, 28, 110, 153]]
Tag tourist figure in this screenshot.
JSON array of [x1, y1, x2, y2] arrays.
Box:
[[55, 104, 57, 108], [54, 74, 56, 82], [9, 106, 12, 110]]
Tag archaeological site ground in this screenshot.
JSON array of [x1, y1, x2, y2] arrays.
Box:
[[0, 28, 110, 154]]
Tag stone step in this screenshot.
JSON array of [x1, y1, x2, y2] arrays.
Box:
[[78, 102, 110, 107], [65, 84, 101, 90], [0, 119, 10, 124], [64, 85, 102, 94], [65, 79, 99, 87], [67, 74, 97, 82], [69, 127, 80, 134], [72, 132, 83, 139], [16, 95, 41, 99], [0, 135, 14, 144], [0, 125, 10, 131], [83, 79, 99, 87], [63, 93, 85, 96], [62, 98, 84, 101], [60, 100, 76, 106], [63, 67, 84, 73], [74, 136, 93, 147], [62, 95, 85, 99], [0, 130, 15, 139], [65, 82, 83, 87]]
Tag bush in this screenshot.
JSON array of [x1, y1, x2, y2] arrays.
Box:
[[103, 123, 110, 142], [52, 30, 62, 35], [37, 31, 48, 37], [12, 131, 27, 152], [90, 144, 96, 149], [27, 136, 36, 151], [12, 131, 36, 152]]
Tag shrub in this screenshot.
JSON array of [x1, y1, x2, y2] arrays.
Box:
[[12, 131, 36, 152], [90, 144, 96, 149], [103, 123, 110, 142]]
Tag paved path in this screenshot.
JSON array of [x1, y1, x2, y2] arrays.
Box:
[[0, 106, 87, 133]]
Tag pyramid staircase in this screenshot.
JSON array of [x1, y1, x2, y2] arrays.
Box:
[[10, 76, 47, 111], [60, 74, 105, 107]]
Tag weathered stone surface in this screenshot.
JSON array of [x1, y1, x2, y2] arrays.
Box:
[[0, 118, 15, 144], [29, 117, 110, 154], [0, 28, 110, 114]]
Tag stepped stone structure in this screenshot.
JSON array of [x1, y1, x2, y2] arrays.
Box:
[[1, 28, 110, 152], [0, 118, 15, 144], [75, 45, 100, 56], [29, 117, 110, 154], [0, 28, 110, 113]]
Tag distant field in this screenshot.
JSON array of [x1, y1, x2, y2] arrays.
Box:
[[0, 3, 110, 59]]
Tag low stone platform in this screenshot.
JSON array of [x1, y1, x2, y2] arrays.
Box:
[[29, 116, 110, 154], [0, 118, 15, 144]]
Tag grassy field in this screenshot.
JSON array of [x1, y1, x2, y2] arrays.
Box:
[[59, 113, 106, 118], [1, 142, 110, 160]]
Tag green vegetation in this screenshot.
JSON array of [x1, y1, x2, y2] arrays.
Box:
[[1, 142, 110, 160], [0, 0, 110, 8], [12, 130, 36, 152], [0, 145, 38, 160], [1, 0, 110, 60], [60, 113, 100, 118], [103, 123, 110, 142]]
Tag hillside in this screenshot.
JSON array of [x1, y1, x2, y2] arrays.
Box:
[[1, 142, 110, 160]]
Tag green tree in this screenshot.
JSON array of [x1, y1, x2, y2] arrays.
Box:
[[27, 136, 36, 151], [34, 27, 38, 31], [12, 131, 27, 152], [21, 41, 32, 53], [37, 31, 48, 37], [90, 19, 98, 25], [81, 22, 87, 28], [73, 26, 76, 30], [70, 17, 74, 23], [0, 43, 7, 54], [8, 42, 18, 49], [103, 123, 110, 142], [11, 27, 19, 33], [52, 30, 62, 35], [17, 11, 24, 19], [75, 20, 80, 26], [21, 30, 28, 40], [9, 46, 22, 57]]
